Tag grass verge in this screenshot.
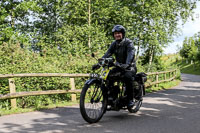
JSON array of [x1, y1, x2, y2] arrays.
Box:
[[176, 60, 200, 75], [146, 79, 181, 93], [0, 100, 79, 116]]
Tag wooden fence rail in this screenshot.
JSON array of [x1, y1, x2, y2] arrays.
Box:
[[0, 69, 177, 108]]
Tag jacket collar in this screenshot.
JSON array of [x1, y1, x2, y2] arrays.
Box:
[[116, 38, 126, 46]]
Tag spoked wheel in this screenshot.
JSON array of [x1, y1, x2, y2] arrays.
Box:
[[128, 98, 143, 113], [80, 81, 107, 123], [128, 84, 143, 113]]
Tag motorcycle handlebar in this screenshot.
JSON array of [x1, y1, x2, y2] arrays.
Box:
[[98, 57, 115, 66]]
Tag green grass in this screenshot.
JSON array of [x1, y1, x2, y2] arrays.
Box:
[[146, 80, 181, 93], [0, 100, 79, 116], [161, 54, 179, 67], [162, 53, 200, 75], [175, 60, 200, 75]]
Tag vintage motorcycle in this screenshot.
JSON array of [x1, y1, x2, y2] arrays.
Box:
[[80, 55, 147, 123]]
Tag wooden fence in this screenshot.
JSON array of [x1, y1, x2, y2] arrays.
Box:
[[0, 69, 177, 108]]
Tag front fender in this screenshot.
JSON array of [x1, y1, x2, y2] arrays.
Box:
[[85, 78, 107, 98], [85, 78, 102, 85]]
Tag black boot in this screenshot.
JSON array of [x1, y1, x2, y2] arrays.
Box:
[[127, 100, 134, 108]]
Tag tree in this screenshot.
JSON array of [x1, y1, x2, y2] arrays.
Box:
[[0, 0, 41, 45], [188, 37, 198, 63], [180, 36, 198, 65], [119, 0, 197, 71], [1, 0, 199, 69]]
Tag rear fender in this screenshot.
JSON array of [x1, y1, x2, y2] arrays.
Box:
[[136, 72, 147, 83], [142, 84, 146, 95]]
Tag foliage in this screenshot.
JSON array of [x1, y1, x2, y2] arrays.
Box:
[[175, 58, 200, 75], [179, 32, 200, 64], [0, 42, 95, 109]]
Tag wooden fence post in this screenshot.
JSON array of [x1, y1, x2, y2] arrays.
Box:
[[70, 78, 76, 101], [171, 71, 173, 80], [9, 78, 17, 108], [174, 69, 177, 78], [164, 72, 167, 81], [156, 72, 159, 87]]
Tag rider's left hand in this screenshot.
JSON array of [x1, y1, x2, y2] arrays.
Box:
[[121, 64, 129, 69], [115, 62, 129, 69]]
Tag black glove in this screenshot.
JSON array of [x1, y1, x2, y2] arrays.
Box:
[[115, 62, 129, 69], [121, 64, 129, 69], [92, 64, 100, 70]]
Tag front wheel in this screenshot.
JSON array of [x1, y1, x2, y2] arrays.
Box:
[[80, 80, 107, 123]]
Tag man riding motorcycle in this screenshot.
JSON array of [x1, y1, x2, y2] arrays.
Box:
[[92, 25, 137, 108]]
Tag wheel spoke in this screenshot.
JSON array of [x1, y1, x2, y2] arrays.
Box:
[[83, 83, 104, 120]]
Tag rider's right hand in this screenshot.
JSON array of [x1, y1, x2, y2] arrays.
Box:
[[92, 64, 100, 70]]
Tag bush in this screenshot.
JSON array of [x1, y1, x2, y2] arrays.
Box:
[[0, 42, 96, 109]]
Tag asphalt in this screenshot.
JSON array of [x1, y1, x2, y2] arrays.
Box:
[[0, 73, 200, 133]]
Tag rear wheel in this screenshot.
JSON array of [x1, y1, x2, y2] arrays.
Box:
[[128, 84, 143, 113], [80, 81, 107, 123]]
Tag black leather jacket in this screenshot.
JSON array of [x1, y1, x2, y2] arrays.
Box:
[[103, 38, 136, 69]]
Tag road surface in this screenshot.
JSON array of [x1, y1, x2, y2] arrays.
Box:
[[0, 73, 200, 133]]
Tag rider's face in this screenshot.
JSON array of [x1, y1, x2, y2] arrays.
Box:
[[114, 32, 123, 40]]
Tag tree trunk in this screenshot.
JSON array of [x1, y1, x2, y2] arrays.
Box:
[[88, 0, 91, 48], [11, 10, 15, 29], [193, 60, 195, 69], [136, 43, 140, 62], [147, 45, 154, 72], [136, 33, 141, 62]]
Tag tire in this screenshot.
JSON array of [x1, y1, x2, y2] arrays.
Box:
[[128, 84, 143, 113], [80, 80, 107, 123]]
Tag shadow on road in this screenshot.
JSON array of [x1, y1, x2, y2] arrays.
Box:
[[181, 73, 200, 83]]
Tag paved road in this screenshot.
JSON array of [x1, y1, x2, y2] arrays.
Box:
[[0, 74, 200, 133]]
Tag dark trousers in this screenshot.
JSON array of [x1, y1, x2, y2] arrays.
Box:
[[108, 67, 136, 101]]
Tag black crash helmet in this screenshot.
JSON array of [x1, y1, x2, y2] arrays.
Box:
[[112, 25, 126, 38]]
